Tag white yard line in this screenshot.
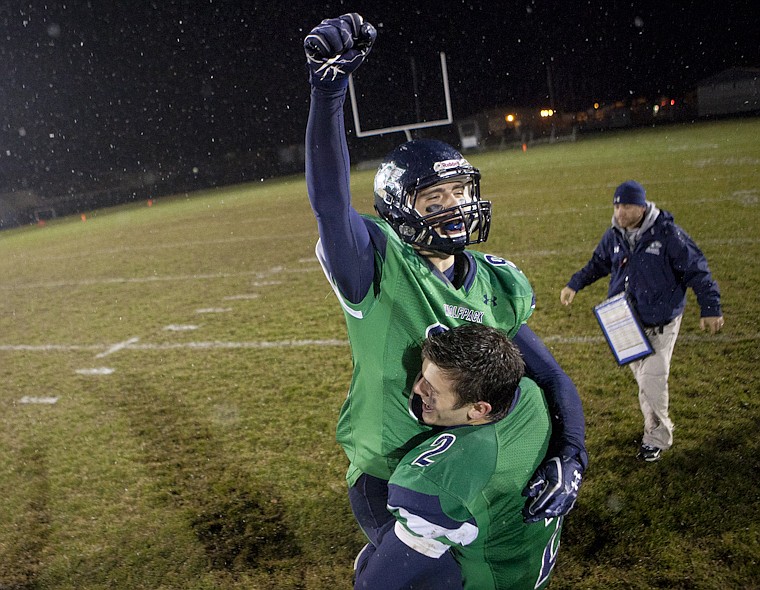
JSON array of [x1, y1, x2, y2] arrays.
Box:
[[6, 231, 317, 263], [19, 396, 59, 404], [1, 333, 756, 355], [127, 339, 350, 350], [0, 344, 104, 352], [75, 367, 115, 375], [222, 294, 260, 300], [0, 266, 317, 291], [0, 339, 349, 354], [95, 337, 140, 358]]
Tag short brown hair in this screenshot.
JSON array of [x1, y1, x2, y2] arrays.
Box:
[[421, 324, 525, 421]]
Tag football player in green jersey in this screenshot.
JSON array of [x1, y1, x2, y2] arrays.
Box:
[[303, 13, 585, 569], [355, 324, 562, 589]]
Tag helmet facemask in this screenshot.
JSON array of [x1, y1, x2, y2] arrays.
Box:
[[401, 176, 491, 254]]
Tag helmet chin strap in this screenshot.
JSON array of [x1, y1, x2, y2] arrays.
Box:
[[404, 223, 465, 256], [412, 237, 465, 257], [413, 245, 458, 266]]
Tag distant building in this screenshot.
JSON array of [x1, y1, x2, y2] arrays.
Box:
[[697, 67, 760, 117], [457, 106, 577, 150]]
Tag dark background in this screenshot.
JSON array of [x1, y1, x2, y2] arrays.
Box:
[[1, 1, 757, 216]]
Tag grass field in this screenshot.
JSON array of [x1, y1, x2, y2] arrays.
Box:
[[1, 118, 758, 589]]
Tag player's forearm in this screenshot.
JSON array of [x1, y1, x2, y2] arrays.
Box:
[[306, 86, 374, 302], [514, 324, 587, 468], [541, 372, 587, 466], [306, 86, 351, 218]]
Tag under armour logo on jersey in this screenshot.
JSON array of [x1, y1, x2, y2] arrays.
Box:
[[483, 294, 498, 306]]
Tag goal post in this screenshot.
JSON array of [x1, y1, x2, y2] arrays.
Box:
[[347, 52, 453, 142]]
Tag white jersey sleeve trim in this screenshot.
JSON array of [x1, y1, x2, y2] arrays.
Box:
[[390, 506, 479, 554], [393, 521, 450, 558], [315, 240, 363, 319]]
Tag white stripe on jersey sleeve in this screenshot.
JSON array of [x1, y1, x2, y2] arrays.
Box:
[[390, 505, 479, 556], [315, 240, 363, 319], [394, 521, 450, 558]]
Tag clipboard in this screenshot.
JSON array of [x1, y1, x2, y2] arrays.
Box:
[[593, 293, 653, 365]]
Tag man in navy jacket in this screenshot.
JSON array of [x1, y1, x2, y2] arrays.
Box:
[[560, 180, 723, 462]]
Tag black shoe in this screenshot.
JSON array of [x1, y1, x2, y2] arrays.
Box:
[[637, 444, 662, 462]]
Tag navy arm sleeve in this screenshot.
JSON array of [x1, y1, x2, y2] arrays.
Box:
[[305, 85, 376, 304], [513, 323, 588, 469], [354, 523, 463, 590]]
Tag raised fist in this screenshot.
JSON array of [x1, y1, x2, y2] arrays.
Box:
[[304, 13, 377, 87]]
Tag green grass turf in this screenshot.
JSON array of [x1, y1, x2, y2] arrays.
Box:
[[1, 118, 758, 588]]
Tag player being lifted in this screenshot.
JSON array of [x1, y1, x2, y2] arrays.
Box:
[[303, 11, 586, 568], [355, 324, 563, 589]]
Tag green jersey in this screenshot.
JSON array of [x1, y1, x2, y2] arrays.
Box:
[[318, 217, 535, 485], [387, 377, 560, 590]]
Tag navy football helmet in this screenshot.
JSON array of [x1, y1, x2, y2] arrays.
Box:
[[373, 139, 491, 254]]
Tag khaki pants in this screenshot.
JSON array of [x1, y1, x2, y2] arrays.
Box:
[[628, 314, 682, 450]]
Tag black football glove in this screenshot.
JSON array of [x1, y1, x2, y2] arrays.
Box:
[[304, 13, 377, 88], [522, 455, 584, 523]]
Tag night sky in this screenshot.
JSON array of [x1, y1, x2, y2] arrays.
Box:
[[1, 1, 757, 201]]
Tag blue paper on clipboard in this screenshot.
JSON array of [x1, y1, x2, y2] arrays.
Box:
[[593, 293, 653, 365]]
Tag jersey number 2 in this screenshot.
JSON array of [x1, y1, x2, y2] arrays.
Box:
[[411, 433, 457, 467]]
